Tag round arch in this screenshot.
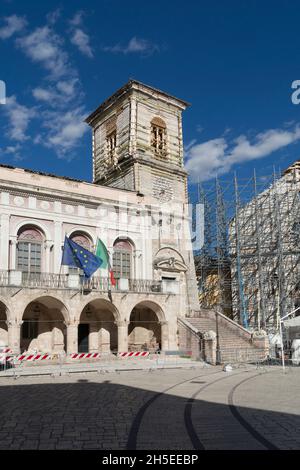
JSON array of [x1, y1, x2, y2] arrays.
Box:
[[79, 297, 120, 322], [0, 296, 12, 323], [67, 228, 96, 247], [154, 246, 185, 263], [126, 299, 166, 323], [112, 235, 136, 249], [14, 220, 51, 241], [20, 295, 70, 323], [20, 295, 70, 353], [0, 300, 9, 347], [78, 298, 120, 353], [128, 300, 166, 352]]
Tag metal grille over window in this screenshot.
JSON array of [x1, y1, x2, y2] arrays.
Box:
[[106, 130, 117, 167], [151, 117, 167, 157], [113, 239, 132, 279]]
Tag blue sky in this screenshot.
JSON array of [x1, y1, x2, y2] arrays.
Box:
[[1, 0, 300, 187]]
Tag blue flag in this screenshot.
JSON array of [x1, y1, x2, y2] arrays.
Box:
[[61, 236, 103, 279]]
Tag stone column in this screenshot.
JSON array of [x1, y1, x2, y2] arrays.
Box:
[[160, 321, 169, 351], [44, 241, 52, 273], [99, 324, 111, 353], [116, 320, 128, 352], [53, 221, 62, 273], [66, 322, 78, 354], [203, 331, 217, 365], [89, 322, 99, 353], [0, 214, 9, 270], [7, 320, 22, 354], [9, 237, 17, 270]]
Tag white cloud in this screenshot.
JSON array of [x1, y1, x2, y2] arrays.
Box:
[[68, 12, 93, 58], [185, 125, 300, 182], [32, 79, 80, 106], [0, 14, 27, 39], [70, 28, 93, 58], [56, 79, 78, 96], [3, 95, 36, 142], [41, 107, 89, 158], [32, 87, 56, 102], [3, 18, 88, 160], [69, 11, 84, 27], [46, 8, 61, 25], [103, 36, 159, 56], [16, 26, 72, 79]]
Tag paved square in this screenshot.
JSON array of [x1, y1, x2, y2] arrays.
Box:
[[0, 366, 299, 450]]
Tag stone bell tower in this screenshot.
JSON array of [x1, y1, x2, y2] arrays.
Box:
[[85, 80, 189, 204]]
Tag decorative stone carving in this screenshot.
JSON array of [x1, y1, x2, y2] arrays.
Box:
[[203, 330, 216, 340], [14, 196, 24, 206], [65, 205, 74, 214], [154, 247, 187, 273], [88, 209, 97, 218], [154, 257, 187, 272], [154, 269, 162, 281], [40, 201, 50, 210], [252, 329, 267, 338]]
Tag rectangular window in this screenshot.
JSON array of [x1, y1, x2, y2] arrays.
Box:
[[17, 242, 41, 273], [113, 252, 131, 279]]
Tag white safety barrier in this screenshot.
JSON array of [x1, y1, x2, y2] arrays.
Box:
[[70, 353, 102, 360], [6, 353, 51, 362], [118, 352, 150, 358]]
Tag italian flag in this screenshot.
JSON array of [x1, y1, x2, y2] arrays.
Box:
[[95, 238, 116, 286]]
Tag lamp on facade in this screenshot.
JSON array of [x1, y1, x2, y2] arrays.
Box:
[[33, 304, 40, 319], [136, 191, 144, 204], [86, 305, 92, 319]]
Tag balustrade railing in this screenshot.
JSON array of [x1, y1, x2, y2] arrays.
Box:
[[0, 271, 173, 294]]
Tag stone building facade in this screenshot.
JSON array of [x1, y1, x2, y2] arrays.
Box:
[[0, 80, 199, 355]]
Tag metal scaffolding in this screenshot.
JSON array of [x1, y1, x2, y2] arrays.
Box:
[[191, 161, 300, 333]]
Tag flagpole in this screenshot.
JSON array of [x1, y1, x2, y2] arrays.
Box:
[[58, 235, 65, 287]]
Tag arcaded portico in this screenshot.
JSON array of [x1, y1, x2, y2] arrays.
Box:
[[0, 284, 181, 355]]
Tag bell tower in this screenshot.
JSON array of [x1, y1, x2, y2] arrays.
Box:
[[85, 80, 190, 204]]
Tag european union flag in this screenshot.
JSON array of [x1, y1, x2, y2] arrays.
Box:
[[61, 236, 103, 279]]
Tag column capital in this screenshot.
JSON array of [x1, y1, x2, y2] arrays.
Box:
[[65, 320, 79, 327], [6, 319, 23, 327], [9, 237, 17, 246], [159, 320, 168, 326], [115, 319, 129, 327], [44, 240, 54, 250]]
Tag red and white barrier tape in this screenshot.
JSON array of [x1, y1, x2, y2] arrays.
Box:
[[70, 353, 101, 360], [118, 352, 149, 358], [0, 348, 12, 354], [5, 353, 51, 362]]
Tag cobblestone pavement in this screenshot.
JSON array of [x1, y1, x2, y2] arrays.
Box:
[[0, 366, 299, 450]]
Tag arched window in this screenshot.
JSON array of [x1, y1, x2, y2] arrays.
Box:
[[69, 232, 93, 275], [70, 233, 92, 251], [151, 117, 167, 157], [113, 239, 133, 279], [17, 227, 43, 274]]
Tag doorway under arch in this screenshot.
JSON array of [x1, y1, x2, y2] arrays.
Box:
[[78, 299, 118, 353]]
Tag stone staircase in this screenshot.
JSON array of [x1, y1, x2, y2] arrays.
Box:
[[179, 309, 268, 364]]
